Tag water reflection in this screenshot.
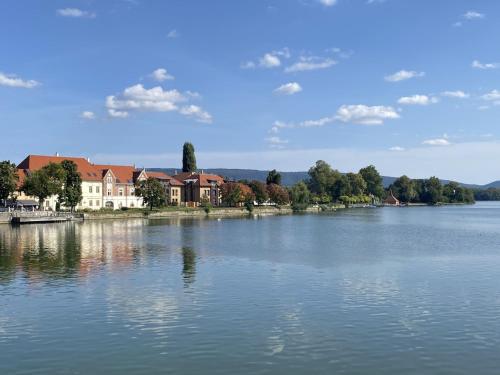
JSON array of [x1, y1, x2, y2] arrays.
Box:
[[182, 247, 196, 286]]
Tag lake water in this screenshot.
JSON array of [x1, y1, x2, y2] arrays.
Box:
[[1, 202, 500, 374]]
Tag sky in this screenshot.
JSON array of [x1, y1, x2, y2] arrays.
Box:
[[1, 0, 500, 184]]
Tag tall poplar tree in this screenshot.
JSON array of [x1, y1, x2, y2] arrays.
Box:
[[182, 142, 197, 173]]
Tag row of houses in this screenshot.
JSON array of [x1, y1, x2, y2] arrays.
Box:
[[15, 154, 225, 211]]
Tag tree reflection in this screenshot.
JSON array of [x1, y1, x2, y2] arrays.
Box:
[[182, 247, 196, 286]]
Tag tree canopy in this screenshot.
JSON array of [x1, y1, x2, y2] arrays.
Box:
[[359, 165, 384, 199], [0, 161, 18, 204], [22, 162, 65, 209], [135, 177, 166, 210], [182, 142, 197, 173], [390, 175, 416, 203], [266, 169, 282, 185], [59, 160, 83, 211], [249, 180, 269, 205], [290, 181, 310, 210]]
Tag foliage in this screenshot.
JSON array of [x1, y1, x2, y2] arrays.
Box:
[[346, 172, 367, 196], [423, 176, 443, 205], [182, 142, 197, 173], [221, 182, 254, 207], [331, 174, 351, 200], [359, 165, 385, 199], [135, 177, 166, 210], [267, 183, 289, 205], [200, 195, 212, 213], [290, 181, 311, 210], [307, 160, 340, 196], [266, 169, 282, 185], [249, 180, 269, 205], [390, 175, 416, 203], [0, 160, 18, 204], [22, 162, 65, 209], [59, 160, 83, 212], [443, 181, 475, 204], [474, 187, 500, 201]]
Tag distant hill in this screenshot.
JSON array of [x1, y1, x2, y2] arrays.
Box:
[[150, 168, 495, 190]]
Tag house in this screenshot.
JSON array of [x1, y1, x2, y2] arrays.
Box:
[[15, 154, 146, 211], [173, 171, 225, 207], [143, 171, 184, 205], [16, 155, 104, 211], [384, 191, 400, 206]]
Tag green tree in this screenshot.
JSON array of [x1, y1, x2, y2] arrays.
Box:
[[267, 183, 289, 205], [391, 175, 416, 203], [424, 176, 443, 205], [59, 160, 82, 212], [331, 174, 351, 201], [346, 172, 367, 196], [266, 169, 282, 185], [182, 142, 197, 173], [290, 181, 311, 210], [135, 177, 166, 210], [22, 162, 65, 209], [307, 160, 340, 197], [249, 180, 269, 205], [359, 165, 385, 199], [0, 161, 18, 206], [221, 182, 243, 207]]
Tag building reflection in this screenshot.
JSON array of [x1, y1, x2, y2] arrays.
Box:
[[182, 247, 196, 286]]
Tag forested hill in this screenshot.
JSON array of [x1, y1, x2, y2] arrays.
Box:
[[150, 168, 496, 189]]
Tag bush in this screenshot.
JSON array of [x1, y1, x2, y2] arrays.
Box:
[[245, 200, 254, 213], [120, 206, 129, 211]]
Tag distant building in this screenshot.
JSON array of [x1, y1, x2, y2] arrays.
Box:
[[384, 191, 400, 206], [173, 171, 225, 207], [144, 171, 184, 205]]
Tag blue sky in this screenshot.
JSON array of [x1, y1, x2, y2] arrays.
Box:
[[1, 0, 500, 183]]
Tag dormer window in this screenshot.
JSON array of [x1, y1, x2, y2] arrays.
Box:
[[107, 176, 112, 183]]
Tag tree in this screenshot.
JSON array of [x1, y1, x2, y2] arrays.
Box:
[[266, 169, 282, 185], [267, 183, 289, 205], [221, 182, 255, 207], [331, 174, 351, 201], [59, 160, 82, 212], [359, 165, 385, 199], [346, 173, 366, 196], [290, 181, 310, 210], [307, 160, 340, 196], [0, 161, 18, 206], [135, 177, 166, 210], [22, 162, 65, 210], [390, 175, 416, 203], [249, 180, 269, 205], [182, 142, 197, 173], [424, 176, 443, 205]]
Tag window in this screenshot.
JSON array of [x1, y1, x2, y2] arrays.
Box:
[[96, 200, 100, 206], [89, 186, 93, 193], [96, 186, 100, 194], [119, 188, 123, 196], [107, 189, 112, 196], [130, 188, 135, 196], [107, 176, 112, 183], [89, 200, 93, 207]]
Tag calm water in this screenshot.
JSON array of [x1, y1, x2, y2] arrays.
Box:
[[1, 203, 500, 374]]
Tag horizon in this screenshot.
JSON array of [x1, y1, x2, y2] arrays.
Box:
[[2, 1, 500, 184]]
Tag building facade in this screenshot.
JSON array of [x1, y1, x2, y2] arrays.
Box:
[[173, 172, 225, 207]]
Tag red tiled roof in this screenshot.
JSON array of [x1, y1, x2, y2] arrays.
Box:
[[173, 172, 224, 187], [17, 155, 102, 182], [146, 171, 183, 186], [94, 164, 138, 184]]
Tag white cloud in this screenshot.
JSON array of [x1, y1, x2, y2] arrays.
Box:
[[481, 90, 500, 101], [384, 70, 425, 82], [397, 95, 438, 105], [464, 11, 485, 20], [80, 111, 95, 120], [260, 53, 281, 68], [150, 68, 174, 82], [105, 84, 211, 123], [167, 29, 179, 38], [285, 56, 336, 73], [389, 146, 405, 151], [56, 8, 96, 18], [0, 72, 40, 88], [108, 109, 129, 118], [319, 0, 337, 6], [472, 60, 499, 70], [273, 82, 302, 95], [335, 105, 400, 125], [179, 105, 213, 124], [422, 138, 451, 146], [441, 90, 470, 99]]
